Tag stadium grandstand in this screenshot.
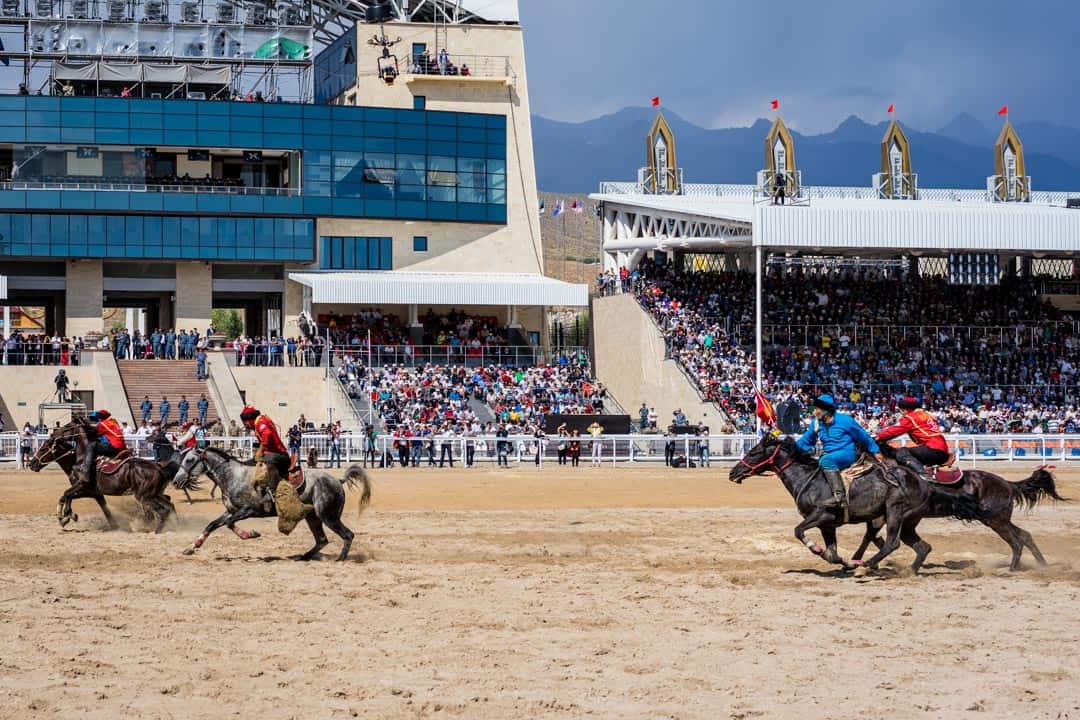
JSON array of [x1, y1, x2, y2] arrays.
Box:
[[0, 0, 602, 451], [591, 110, 1080, 441]]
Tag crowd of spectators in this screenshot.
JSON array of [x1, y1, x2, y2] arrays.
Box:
[[2, 334, 83, 366], [356, 353, 607, 436], [630, 258, 1080, 433]]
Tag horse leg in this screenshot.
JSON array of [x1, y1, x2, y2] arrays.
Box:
[[182, 487, 195, 505], [91, 493, 120, 530], [321, 514, 355, 562], [818, 525, 848, 567], [182, 511, 235, 555], [983, 516, 1029, 571], [151, 495, 177, 534], [899, 522, 932, 574], [1015, 524, 1048, 567], [793, 510, 830, 560], [224, 507, 262, 541], [57, 483, 87, 527], [294, 514, 329, 561], [863, 511, 904, 570], [851, 518, 885, 564]]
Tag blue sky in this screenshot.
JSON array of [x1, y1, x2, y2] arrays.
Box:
[[519, 0, 1078, 133]]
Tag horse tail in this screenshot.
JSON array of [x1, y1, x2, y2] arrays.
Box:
[[1009, 468, 1067, 510], [927, 486, 986, 522], [342, 465, 372, 517]]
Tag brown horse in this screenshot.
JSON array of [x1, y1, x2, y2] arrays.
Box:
[[852, 458, 1066, 571], [29, 421, 179, 533]]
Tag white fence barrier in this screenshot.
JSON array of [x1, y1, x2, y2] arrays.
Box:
[[3, 433, 1078, 468]]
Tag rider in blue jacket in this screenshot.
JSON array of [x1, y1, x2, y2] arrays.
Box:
[[796, 394, 884, 510]]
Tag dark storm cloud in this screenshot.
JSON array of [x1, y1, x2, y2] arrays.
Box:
[[520, 0, 1079, 132]]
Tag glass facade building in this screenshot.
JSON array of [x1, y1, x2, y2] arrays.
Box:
[[0, 95, 508, 262]]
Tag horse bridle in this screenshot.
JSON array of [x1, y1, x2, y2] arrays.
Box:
[[733, 442, 793, 477], [34, 433, 78, 466]]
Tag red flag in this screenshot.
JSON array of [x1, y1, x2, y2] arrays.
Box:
[[887, 104, 894, 114], [770, 99, 779, 110], [754, 388, 777, 427], [997, 105, 1008, 116], [651, 96, 660, 107]]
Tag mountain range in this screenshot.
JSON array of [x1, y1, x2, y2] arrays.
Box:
[[531, 107, 1080, 194]]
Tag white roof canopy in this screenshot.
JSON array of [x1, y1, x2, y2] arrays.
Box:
[[592, 190, 1080, 256], [289, 271, 588, 307]]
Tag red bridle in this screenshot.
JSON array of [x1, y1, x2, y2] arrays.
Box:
[[733, 442, 793, 477]]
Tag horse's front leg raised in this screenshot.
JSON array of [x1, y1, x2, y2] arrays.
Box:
[[182, 510, 235, 555], [56, 482, 88, 527], [226, 506, 263, 540], [793, 509, 831, 560]]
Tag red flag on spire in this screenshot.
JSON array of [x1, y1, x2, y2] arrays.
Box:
[[770, 99, 779, 110], [997, 105, 1009, 116], [887, 103, 894, 114], [651, 96, 660, 107]]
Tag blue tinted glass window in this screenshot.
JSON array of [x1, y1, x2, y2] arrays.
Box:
[[413, 95, 426, 110], [413, 235, 427, 252]]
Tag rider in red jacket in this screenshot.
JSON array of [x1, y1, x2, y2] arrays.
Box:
[[876, 397, 951, 477], [82, 409, 126, 485], [241, 406, 290, 477]]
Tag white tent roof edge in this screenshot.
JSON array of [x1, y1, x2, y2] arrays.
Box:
[[288, 271, 588, 307]]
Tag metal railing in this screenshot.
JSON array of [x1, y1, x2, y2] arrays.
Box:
[[1, 180, 300, 196], [6, 432, 1080, 467], [328, 344, 589, 369], [404, 54, 512, 79], [737, 322, 1080, 349]]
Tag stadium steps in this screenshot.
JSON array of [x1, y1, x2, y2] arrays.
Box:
[[469, 397, 496, 424], [592, 294, 724, 431], [117, 360, 220, 428]]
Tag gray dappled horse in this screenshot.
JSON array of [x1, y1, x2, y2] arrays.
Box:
[[172, 447, 371, 561], [729, 434, 986, 573]]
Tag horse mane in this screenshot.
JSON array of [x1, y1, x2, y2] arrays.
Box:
[[203, 445, 256, 466], [779, 436, 818, 466]]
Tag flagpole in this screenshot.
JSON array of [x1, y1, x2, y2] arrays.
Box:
[[754, 244, 763, 434]]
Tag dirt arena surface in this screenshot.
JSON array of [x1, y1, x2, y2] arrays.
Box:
[[2, 464, 1079, 719]]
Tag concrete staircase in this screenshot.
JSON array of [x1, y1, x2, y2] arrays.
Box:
[[117, 360, 220, 427], [468, 396, 496, 424]]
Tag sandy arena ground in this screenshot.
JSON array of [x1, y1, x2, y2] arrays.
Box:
[[1, 463, 1079, 719]]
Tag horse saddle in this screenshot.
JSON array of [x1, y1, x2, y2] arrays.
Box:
[[841, 455, 877, 483], [932, 468, 964, 485], [97, 449, 133, 475]]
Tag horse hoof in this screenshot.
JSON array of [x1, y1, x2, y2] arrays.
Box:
[[58, 516, 70, 528], [70, 513, 78, 523], [811, 544, 823, 555], [182, 547, 196, 556], [247, 530, 261, 539], [853, 566, 870, 578]]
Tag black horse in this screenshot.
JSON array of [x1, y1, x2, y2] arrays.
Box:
[[729, 434, 984, 573], [852, 448, 1065, 570]]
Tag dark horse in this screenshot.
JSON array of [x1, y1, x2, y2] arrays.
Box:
[[29, 420, 179, 533], [852, 449, 1065, 571], [172, 447, 372, 561], [729, 434, 984, 573]]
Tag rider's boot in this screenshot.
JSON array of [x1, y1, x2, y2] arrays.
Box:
[[82, 441, 99, 487], [896, 447, 929, 480], [823, 469, 848, 512]]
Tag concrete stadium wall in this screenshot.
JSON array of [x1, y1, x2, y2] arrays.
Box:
[[230, 367, 357, 427], [0, 365, 95, 428], [0, 350, 135, 429], [592, 294, 719, 431]]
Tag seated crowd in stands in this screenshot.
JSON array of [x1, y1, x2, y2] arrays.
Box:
[[2, 334, 83, 366], [349, 353, 606, 436], [632, 257, 1080, 433]]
